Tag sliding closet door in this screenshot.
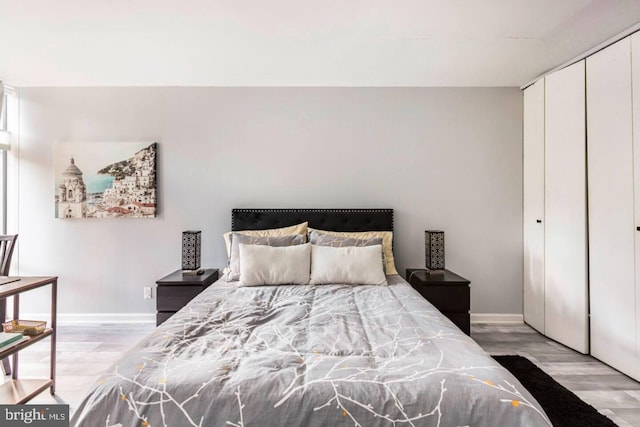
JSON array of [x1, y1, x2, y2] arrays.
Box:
[[523, 79, 545, 333], [544, 61, 588, 353], [587, 37, 637, 377], [631, 32, 640, 381]]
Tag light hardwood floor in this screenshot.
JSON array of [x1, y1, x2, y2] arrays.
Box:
[[473, 323, 640, 426], [2, 322, 639, 426], [1, 323, 154, 411]]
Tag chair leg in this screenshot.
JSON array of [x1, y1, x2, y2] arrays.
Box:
[[0, 298, 8, 375]]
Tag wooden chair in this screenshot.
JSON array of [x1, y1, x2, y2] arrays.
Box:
[[0, 235, 18, 375]]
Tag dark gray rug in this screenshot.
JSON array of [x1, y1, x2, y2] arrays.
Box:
[[493, 355, 616, 427]]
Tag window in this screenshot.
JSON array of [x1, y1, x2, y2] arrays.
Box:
[[0, 84, 14, 142], [0, 88, 6, 132], [0, 84, 15, 234]]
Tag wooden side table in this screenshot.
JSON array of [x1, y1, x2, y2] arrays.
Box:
[[0, 276, 57, 403], [406, 269, 471, 335], [156, 269, 219, 326]]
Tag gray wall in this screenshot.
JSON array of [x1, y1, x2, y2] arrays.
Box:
[[14, 87, 523, 316]]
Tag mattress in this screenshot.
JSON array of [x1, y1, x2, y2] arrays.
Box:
[[71, 275, 551, 426]]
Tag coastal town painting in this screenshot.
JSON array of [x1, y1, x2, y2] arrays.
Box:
[[54, 142, 157, 219]]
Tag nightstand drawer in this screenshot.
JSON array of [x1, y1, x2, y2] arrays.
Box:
[[415, 285, 470, 312], [156, 312, 174, 325], [444, 312, 471, 335], [157, 285, 203, 311]]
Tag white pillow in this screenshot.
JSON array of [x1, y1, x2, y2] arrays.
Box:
[[239, 243, 311, 287], [310, 244, 387, 285]]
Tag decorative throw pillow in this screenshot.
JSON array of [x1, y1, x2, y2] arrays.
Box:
[[223, 222, 308, 256], [239, 243, 311, 287], [308, 228, 398, 275], [310, 244, 387, 286], [309, 230, 386, 273], [309, 230, 382, 247], [227, 233, 305, 281]]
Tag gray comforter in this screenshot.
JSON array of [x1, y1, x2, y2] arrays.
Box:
[[72, 276, 551, 426]]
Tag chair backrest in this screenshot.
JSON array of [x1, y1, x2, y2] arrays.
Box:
[[0, 235, 17, 276]]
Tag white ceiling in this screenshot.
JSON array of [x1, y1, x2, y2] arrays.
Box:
[[1, 0, 640, 87]]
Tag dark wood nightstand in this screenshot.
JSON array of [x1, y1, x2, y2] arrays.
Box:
[[156, 269, 219, 326], [406, 268, 471, 335]]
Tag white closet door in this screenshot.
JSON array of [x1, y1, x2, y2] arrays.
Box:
[[544, 61, 588, 353], [631, 32, 640, 381], [587, 37, 637, 377], [523, 79, 545, 333]]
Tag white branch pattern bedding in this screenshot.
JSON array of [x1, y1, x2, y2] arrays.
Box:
[[71, 276, 551, 427]]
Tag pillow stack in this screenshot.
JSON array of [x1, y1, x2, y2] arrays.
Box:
[[308, 227, 398, 275], [224, 223, 397, 287], [228, 233, 305, 281], [223, 222, 308, 256]]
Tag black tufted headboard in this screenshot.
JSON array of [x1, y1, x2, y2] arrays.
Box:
[[231, 209, 393, 233]]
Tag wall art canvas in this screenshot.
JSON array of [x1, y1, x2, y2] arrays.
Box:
[[54, 142, 157, 219]]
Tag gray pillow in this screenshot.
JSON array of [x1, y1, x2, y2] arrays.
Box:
[[228, 233, 305, 281], [309, 230, 383, 247], [308, 230, 386, 272]]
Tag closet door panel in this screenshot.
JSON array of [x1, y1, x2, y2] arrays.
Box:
[[587, 37, 636, 377], [544, 61, 588, 353], [523, 79, 545, 333], [631, 32, 640, 381]]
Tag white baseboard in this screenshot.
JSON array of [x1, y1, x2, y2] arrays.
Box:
[[20, 313, 156, 324], [471, 313, 524, 324]]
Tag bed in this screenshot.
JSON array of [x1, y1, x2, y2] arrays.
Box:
[[71, 209, 550, 426]]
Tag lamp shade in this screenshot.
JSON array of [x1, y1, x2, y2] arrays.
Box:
[[425, 230, 445, 270], [182, 230, 201, 270]]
